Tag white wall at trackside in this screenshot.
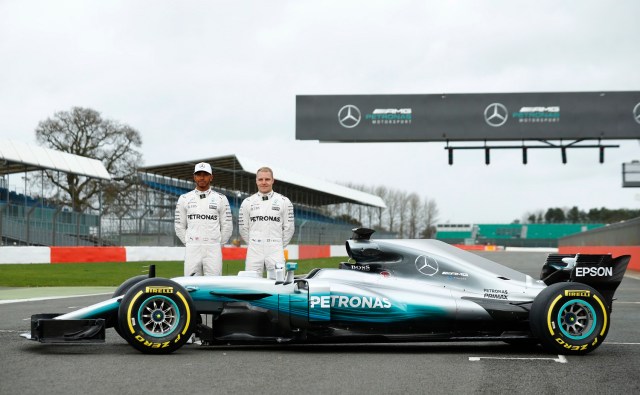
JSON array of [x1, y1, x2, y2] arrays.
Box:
[[0, 247, 50, 264], [330, 244, 348, 257], [0, 245, 349, 264], [125, 246, 186, 262], [0, 245, 566, 265]]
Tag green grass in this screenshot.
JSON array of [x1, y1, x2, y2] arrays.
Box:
[[0, 257, 348, 287]]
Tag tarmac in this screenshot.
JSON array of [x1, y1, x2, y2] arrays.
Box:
[[2, 252, 639, 394]]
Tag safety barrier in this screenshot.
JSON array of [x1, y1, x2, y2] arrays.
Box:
[[50, 247, 126, 264], [3, 245, 636, 272], [0, 244, 343, 264]]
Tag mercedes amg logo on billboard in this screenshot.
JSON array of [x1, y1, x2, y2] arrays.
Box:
[[484, 103, 508, 127], [415, 255, 439, 276], [338, 105, 361, 128], [633, 102, 640, 125]]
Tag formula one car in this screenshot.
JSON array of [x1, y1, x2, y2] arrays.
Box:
[[23, 228, 629, 355]]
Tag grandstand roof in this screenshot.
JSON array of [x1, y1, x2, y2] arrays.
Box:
[[138, 155, 386, 208], [0, 139, 111, 180]]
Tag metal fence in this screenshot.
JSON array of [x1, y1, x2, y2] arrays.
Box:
[[99, 214, 396, 247], [1, 181, 397, 246], [0, 202, 100, 246]]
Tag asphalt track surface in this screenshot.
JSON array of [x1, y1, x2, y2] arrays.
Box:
[[1, 252, 639, 395]]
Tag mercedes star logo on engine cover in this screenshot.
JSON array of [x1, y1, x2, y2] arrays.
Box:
[[415, 255, 439, 276]]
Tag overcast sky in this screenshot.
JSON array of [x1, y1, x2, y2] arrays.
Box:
[[1, 1, 639, 224]]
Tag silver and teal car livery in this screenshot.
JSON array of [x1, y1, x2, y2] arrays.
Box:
[[23, 228, 630, 355]]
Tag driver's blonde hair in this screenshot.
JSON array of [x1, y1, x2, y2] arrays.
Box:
[[256, 167, 274, 178]]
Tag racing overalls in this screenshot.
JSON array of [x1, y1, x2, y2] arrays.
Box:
[[175, 188, 233, 276], [239, 191, 295, 277]]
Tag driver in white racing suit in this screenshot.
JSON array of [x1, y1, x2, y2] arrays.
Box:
[[239, 167, 295, 278], [175, 162, 233, 276]]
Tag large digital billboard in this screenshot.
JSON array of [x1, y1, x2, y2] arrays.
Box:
[[296, 91, 640, 142]]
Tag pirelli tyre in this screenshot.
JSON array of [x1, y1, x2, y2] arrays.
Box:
[[118, 278, 195, 354], [110, 275, 149, 338], [530, 282, 609, 355], [113, 275, 149, 298]]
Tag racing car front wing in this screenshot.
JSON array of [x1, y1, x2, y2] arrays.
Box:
[[22, 313, 106, 343]]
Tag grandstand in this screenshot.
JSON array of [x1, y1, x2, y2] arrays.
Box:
[[435, 223, 605, 248], [2, 140, 390, 246], [115, 155, 391, 246], [1, 139, 109, 246], [0, 191, 100, 246]]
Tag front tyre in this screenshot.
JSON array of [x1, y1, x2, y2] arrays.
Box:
[[530, 282, 609, 355], [110, 275, 149, 338], [118, 278, 195, 354]]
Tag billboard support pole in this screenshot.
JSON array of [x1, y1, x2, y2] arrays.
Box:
[[444, 139, 619, 164]]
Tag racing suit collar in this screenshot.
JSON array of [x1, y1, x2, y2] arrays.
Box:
[[257, 191, 274, 200]]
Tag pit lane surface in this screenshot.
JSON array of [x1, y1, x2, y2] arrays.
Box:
[[1, 252, 639, 395]]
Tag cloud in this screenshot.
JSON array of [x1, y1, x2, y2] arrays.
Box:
[[1, 0, 639, 223]]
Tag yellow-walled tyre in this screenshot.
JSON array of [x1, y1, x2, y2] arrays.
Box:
[[110, 275, 149, 339], [530, 282, 609, 355], [118, 278, 195, 354], [113, 275, 149, 297]]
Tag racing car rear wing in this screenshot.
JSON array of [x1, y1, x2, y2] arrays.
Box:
[[540, 253, 630, 310]]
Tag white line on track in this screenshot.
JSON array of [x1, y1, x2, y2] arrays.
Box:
[[606, 342, 640, 345], [0, 292, 112, 305], [469, 355, 567, 363]]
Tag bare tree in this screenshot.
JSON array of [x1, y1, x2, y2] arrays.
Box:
[[364, 185, 381, 229], [333, 183, 440, 239], [348, 182, 368, 226], [407, 193, 421, 238], [385, 189, 400, 233], [396, 190, 410, 238], [35, 107, 143, 213], [420, 198, 439, 238], [373, 185, 388, 230], [523, 209, 545, 224], [338, 182, 384, 229]]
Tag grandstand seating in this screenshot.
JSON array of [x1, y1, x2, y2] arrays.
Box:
[[435, 231, 473, 239], [0, 187, 56, 209], [525, 224, 602, 239], [142, 180, 190, 198], [141, 178, 350, 226], [1, 193, 100, 246], [476, 224, 522, 239], [436, 223, 605, 248], [1, 176, 381, 246]]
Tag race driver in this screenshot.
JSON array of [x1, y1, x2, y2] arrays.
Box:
[[175, 162, 233, 276], [239, 166, 295, 278]]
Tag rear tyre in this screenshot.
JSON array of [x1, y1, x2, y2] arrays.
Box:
[[118, 278, 195, 354], [530, 282, 609, 355]]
